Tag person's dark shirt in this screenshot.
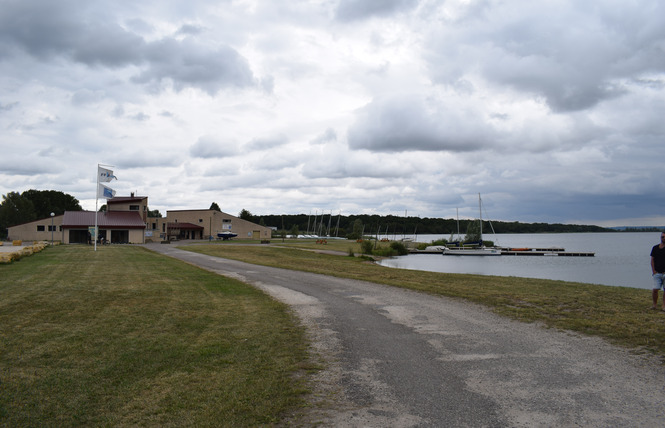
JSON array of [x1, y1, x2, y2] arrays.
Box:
[[651, 244, 665, 273]]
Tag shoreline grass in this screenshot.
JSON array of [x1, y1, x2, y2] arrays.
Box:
[[0, 245, 313, 426], [183, 242, 665, 360]]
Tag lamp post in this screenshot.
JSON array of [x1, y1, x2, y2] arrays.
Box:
[[50, 212, 55, 246]]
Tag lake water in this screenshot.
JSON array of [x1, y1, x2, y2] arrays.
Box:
[[378, 232, 661, 289]]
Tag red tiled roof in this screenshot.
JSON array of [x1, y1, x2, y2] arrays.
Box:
[[62, 211, 146, 229], [167, 222, 204, 230]]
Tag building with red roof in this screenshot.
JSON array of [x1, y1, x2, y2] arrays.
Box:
[[6, 194, 272, 244]]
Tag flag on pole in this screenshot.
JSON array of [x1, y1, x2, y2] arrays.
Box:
[[98, 183, 116, 199], [98, 166, 117, 182]]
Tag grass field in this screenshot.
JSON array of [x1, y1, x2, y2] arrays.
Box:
[[0, 245, 313, 426], [184, 240, 665, 360], [3, 239, 664, 426]]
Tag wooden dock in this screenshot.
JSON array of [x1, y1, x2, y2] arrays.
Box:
[[410, 247, 595, 257], [500, 249, 595, 257]]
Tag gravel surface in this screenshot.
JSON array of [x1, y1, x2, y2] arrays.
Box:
[[146, 243, 665, 427]]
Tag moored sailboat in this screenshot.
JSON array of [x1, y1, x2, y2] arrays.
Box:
[[443, 194, 501, 256]]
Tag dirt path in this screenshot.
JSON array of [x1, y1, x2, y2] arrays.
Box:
[[146, 243, 665, 427]]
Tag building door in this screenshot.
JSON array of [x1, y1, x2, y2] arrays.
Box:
[[68, 230, 88, 244], [111, 230, 129, 243]]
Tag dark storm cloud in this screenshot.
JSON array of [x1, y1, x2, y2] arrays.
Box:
[[0, 0, 255, 94], [335, 0, 419, 21], [347, 95, 487, 152]]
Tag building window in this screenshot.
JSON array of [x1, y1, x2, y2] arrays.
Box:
[[48, 225, 56, 231], [199, 219, 203, 223], [129, 205, 140, 211], [37, 225, 45, 231], [223, 219, 231, 223]]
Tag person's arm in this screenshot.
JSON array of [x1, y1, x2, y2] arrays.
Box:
[[652, 256, 656, 274]]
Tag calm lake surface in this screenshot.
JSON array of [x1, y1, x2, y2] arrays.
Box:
[[378, 232, 661, 289]]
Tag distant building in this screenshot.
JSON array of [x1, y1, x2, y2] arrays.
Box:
[[152, 209, 271, 241], [6, 195, 271, 244]]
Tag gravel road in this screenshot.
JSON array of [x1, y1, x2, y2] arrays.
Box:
[[146, 243, 665, 427]]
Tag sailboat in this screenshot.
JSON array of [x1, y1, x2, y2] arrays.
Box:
[[443, 194, 501, 256]]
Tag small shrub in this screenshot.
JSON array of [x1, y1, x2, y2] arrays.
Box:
[[372, 247, 397, 257], [389, 241, 409, 256], [361, 240, 374, 255]]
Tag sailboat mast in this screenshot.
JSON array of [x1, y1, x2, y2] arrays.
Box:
[[456, 208, 460, 239], [478, 193, 483, 242]]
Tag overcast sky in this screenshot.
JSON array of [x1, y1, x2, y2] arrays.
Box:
[[1, 0, 664, 227]]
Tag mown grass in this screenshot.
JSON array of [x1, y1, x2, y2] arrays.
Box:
[[0, 245, 313, 427], [270, 238, 401, 255], [183, 242, 665, 360]]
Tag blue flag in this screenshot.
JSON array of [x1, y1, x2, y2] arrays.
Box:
[[98, 183, 116, 199]]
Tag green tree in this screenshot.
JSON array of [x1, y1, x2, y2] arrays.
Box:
[[348, 219, 363, 239], [464, 220, 481, 243], [290, 224, 299, 238], [147, 209, 162, 218], [0, 192, 36, 239], [210, 202, 221, 212], [239, 209, 253, 221], [22, 189, 82, 218]]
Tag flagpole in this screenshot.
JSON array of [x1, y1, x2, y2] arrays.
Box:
[[95, 164, 117, 251], [95, 164, 99, 251]]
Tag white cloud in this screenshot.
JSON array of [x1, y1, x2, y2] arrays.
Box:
[[190, 136, 240, 158], [1, 0, 664, 226]]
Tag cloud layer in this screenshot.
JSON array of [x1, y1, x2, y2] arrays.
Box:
[[1, 0, 664, 226]]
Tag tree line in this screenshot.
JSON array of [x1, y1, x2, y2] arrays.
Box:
[[0, 189, 619, 241], [0, 190, 82, 239], [240, 212, 612, 238]]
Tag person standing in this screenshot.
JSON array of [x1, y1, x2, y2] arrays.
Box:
[[650, 232, 665, 310]]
